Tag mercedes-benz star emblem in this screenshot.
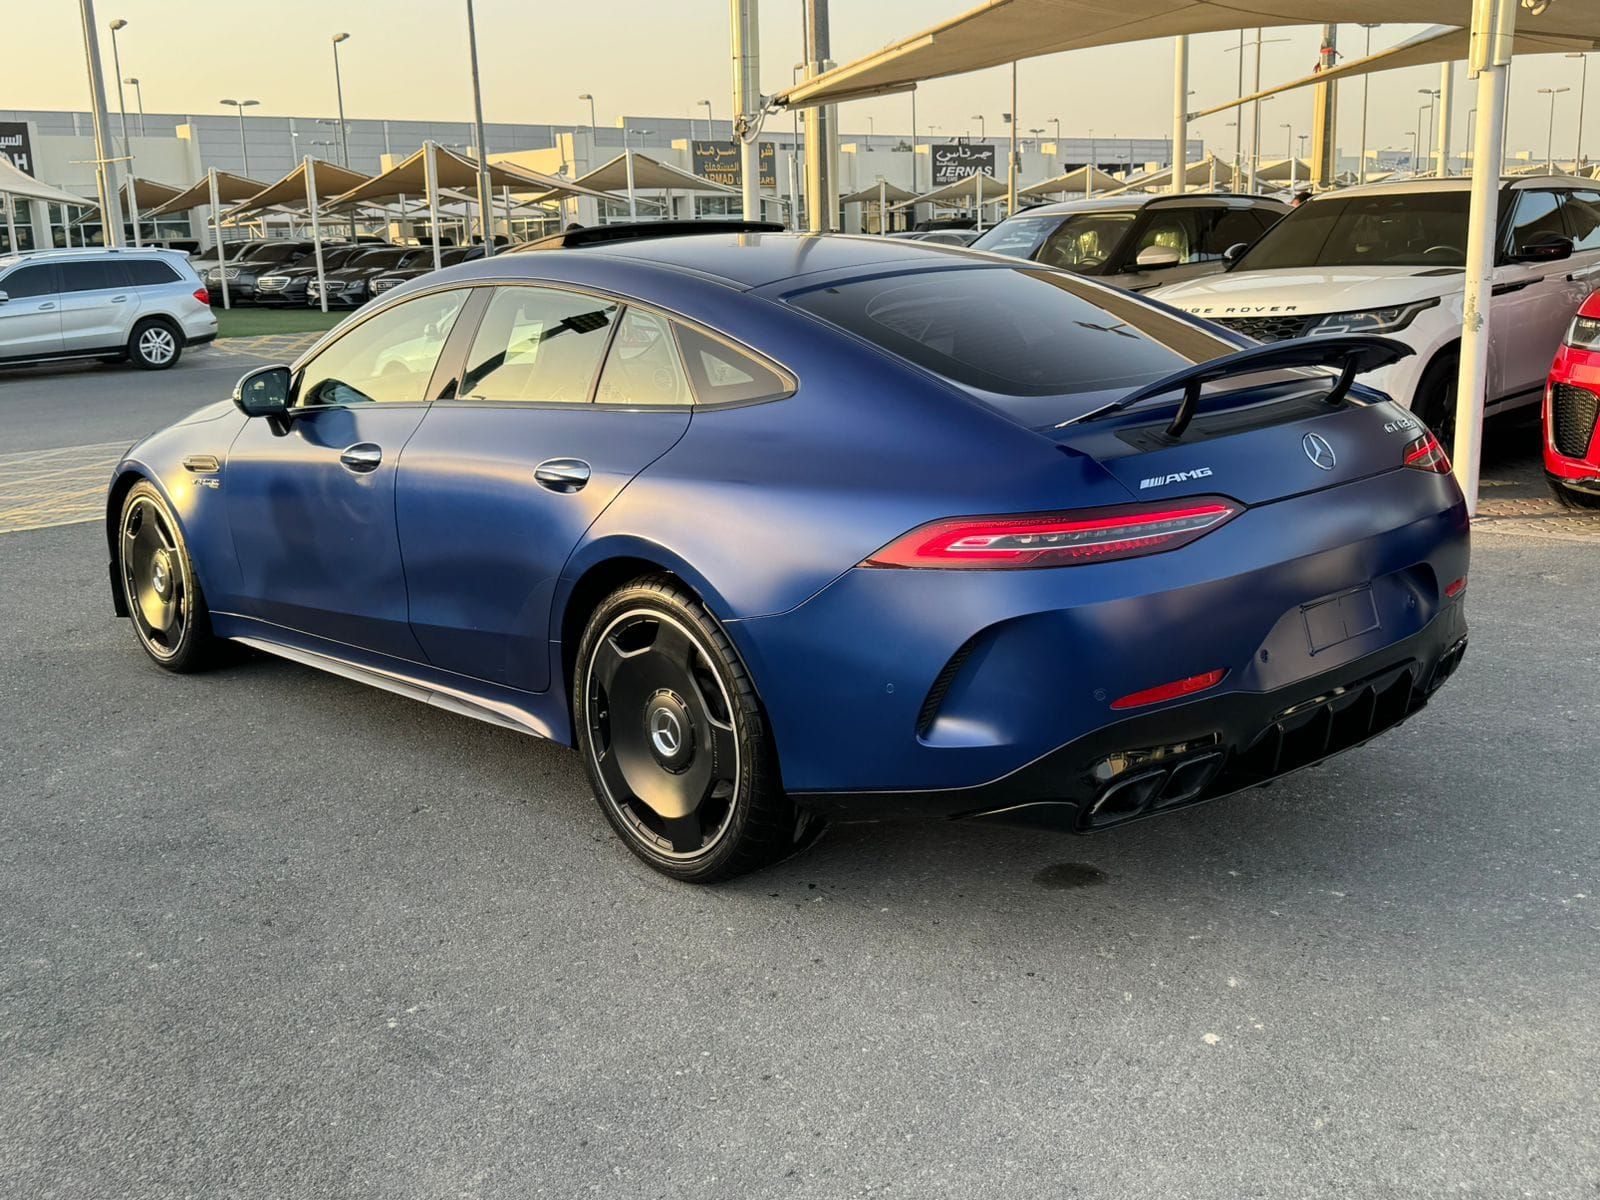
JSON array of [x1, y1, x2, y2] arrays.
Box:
[[1303, 432, 1337, 471], [650, 708, 682, 757]]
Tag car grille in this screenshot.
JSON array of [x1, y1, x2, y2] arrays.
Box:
[[1212, 314, 1319, 343], [371, 278, 401, 293], [257, 276, 289, 292], [1551, 382, 1599, 459], [311, 280, 346, 293]]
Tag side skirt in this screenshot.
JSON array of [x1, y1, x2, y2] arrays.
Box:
[[216, 615, 564, 744]]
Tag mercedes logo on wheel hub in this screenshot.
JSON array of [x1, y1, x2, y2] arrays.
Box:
[[644, 690, 694, 772]]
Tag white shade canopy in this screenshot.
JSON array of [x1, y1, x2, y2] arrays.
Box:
[[145, 171, 267, 217], [1020, 165, 1123, 198], [1108, 155, 1230, 193], [0, 155, 96, 208], [895, 171, 1009, 209], [223, 158, 373, 220], [540, 152, 736, 200], [840, 181, 918, 205], [328, 143, 615, 208]]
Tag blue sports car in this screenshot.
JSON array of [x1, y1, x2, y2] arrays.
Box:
[[107, 223, 1469, 882]]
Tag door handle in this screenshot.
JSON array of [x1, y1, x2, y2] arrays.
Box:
[[38, 302, 55, 310], [534, 457, 591, 493], [112, 295, 129, 303], [339, 442, 383, 473]]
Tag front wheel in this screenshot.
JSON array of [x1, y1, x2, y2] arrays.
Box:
[[1414, 352, 1460, 459], [117, 481, 220, 671], [1548, 476, 1600, 510], [573, 577, 806, 883]]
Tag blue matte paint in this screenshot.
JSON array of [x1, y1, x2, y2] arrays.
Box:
[[109, 233, 1469, 805]]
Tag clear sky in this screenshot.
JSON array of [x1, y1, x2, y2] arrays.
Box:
[[13, 1, 1596, 163]]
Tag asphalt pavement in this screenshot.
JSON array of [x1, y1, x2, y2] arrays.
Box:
[[2, 352, 1597, 1198]]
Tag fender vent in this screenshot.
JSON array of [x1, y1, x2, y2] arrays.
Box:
[[1551, 383, 1599, 459], [917, 639, 977, 737]]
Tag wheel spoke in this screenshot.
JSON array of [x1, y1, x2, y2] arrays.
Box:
[[660, 810, 704, 855]]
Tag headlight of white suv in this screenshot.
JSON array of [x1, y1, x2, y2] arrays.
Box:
[[1307, 298, 1440, 336]]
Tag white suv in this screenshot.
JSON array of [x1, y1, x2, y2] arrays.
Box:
[[0, 247, 218, 371], [1150, 176, 1600, 447]]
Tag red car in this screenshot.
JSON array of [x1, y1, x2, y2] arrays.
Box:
[[1546, 291, 1600, 510]]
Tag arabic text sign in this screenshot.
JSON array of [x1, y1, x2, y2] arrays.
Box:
[[930, 143, 996, 186], [690, 140, 777, 190], [0, 122, 34, 175]]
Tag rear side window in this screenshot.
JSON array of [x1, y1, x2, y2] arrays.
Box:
[[595, 308, 692, 406], [674, 324, 790, 405], [788, 266, 1233, 403], [60, 260, 130, 292], [1208, 207, 1272, 255], [460, 285, 618, 403], [124, 260, 181, 286], [0, 264, 57, 298]]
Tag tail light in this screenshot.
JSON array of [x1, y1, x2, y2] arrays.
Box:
[[1111, 668, 1228, 711], [1564, 291, 1600, 349], [861, 496, 1243, 569], [193, 286, 210, 306], [1403, 431, 1450, 474], [1445, 576, 1467, 599]]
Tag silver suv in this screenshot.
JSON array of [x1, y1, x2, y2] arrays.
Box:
[[0, 248, 218, 371]]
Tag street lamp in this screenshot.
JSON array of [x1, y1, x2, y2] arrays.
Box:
[[970, 114, 985, 141], [1539, 86, 1571, 170], [866, 115, 874, 148], [578, 93, 598, 161], [464, 0, 493, 256], [1418, 88, 1439, 164], [622, 127, 652, 220], [697, 99, 712, 142], [108, 19, 130, 146], [1357, 24, 1380, 183], [220, 99, 259, 175], [123, 77, 145, 137], [1415, 101, 1431, 172], [331, 33, 351, 168], [1050, 116, 1061, 144], [1281, 122, 1295, 189], [1568, 54, 1590, 168]]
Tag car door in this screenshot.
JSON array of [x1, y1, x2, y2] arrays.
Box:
[[0, 263, 63, 360], [58, 259, 138, 352], [396, 285, 694, 692], [223, 286, 472, 660], [1491, 189, 1583, 403]]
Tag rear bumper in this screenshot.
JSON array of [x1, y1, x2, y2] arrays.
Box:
[[798, 603, 1466, 830]]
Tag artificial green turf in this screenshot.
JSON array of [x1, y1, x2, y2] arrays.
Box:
[[214, 307, 346, 338]]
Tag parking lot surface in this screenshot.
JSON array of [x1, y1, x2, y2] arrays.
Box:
[[2, 354, 1598, 1198]]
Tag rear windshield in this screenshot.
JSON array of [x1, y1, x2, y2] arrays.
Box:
[[1236, 192, 1472, 270], [787, 266, 1237, 421]]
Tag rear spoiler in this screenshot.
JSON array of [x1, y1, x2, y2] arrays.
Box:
[[518, 219, 785, 251], [1057, 335, 1415, 439]]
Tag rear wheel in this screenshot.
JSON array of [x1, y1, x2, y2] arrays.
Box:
[[117, 481, 219, 671], [128, 317, 182, 370], [1414, 351, 1459, 458], [573, 577, 807, 883], [1548, 476, 1600, 510]]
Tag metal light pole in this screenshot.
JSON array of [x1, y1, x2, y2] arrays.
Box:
[[1172, 35, 1189, 194], [803, 0, 835, 233], [78, 0, 125, 246], [1415, 102, 1431, 173], [108, 17, 141, 246], [866, 116, 874, 148], [1417, 89, 1439, 166], [1282, 122, 1294, 189], [220, 99, 259, 175], [1007, 62, 1019, 212], [578, 93, 598, 168], [729, 0, 761, 221], [971, 114, 985, 141], [1539, 87, 1570, 171], [1568, 54, 1589, 169], [125, 76, 145, 137], [623, 127, 652, 220], [331, 33, 351, 167], [698, 99, 712, 141], [1358, 24, 1379, 183], [464, 0, 495, 255]]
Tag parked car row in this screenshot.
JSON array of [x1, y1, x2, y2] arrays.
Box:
[[189, 239, 481, 308]]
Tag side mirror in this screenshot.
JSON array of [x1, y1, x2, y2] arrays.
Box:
[[0, 290, 9, 304], [1222, 242, 1250, 266], [1510, 233, 1574, 264], [1134, 245, 1182, 269], [232, 364, 293, 425]]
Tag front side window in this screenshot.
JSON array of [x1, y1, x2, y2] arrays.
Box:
[[1564, 190, 1600, 252], [460, 286, 618, 403], [0, 264, 58, 299], [1033, 212, 1137, 273], [595, 308, 692, 406], [1506, 191, 1566, 253], [296, 288, 468, 406], [1236, 192, 1474, 270]]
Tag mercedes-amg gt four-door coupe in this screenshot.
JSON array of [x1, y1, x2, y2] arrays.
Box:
[[106, 225, 1470, 882]]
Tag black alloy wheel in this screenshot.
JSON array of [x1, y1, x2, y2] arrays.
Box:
[[574, 578, 808, 882], [118, 482, 217, 672], [1415, 351, 1459, 458]]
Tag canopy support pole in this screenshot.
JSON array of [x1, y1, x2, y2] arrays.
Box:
[[208, 169, 230, 310], [1435, 61, 1455, 177], [424, 140, 442, 271], [973, 171, 983, 233], [3, 192, 16, 253], [305, 156, 328, 315], [1007, 62, 1019, 214], [878, 177, 887, 233], [1248, 29, 1263, 194], [1455, 0, 1518, 518], [466, 0, 495, 257], [731, 0, 762, 221], [803, 0, 834, 232], [1172, 36, 1189, 194]]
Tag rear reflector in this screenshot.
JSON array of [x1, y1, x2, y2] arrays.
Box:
[[1445, 576, 1467, 599], [193, 286, 210, 306], [1111, 669, 1228, 711], [1403, 431, 1451, 474], [862, 496, 1243, 569]]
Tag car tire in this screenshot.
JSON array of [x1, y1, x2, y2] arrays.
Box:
[[1414, 351, 1459, 457], [128, 317, 182, 370], [573, 576, 809, 883], [1547, 476, 1600, 510], [116, 481, 220, 672]]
